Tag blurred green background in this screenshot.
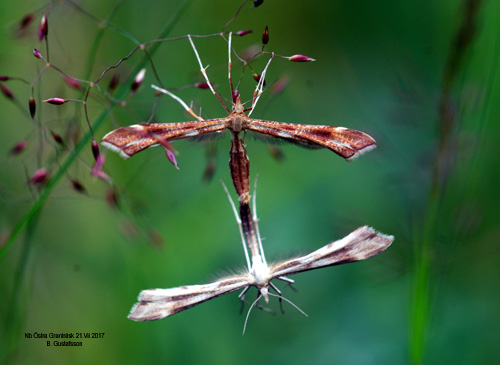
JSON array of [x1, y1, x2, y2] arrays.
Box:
[[1, 0, 499, 363]]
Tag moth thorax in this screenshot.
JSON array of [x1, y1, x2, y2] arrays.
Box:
[[231, 115, 244, 132], [251, 254, 270, 289]]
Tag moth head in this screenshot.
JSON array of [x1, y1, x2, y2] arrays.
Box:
[[233, 93, 244, 113], [259, 286, 270, 303]]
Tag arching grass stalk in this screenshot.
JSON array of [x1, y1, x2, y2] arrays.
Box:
[[0, 0, 193, 260], [409, 0, 483, 362]]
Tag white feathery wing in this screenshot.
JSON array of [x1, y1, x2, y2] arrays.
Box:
[[128, 226, 393, 321]]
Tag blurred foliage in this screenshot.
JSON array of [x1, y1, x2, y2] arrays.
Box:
[[1, 0, 499, 364]]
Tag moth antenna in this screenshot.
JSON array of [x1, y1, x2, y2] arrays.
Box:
[[188, 35, 230, 114], [248, 52, 274, 117], [268, 292, 308, 318], [221, 180, 251, 270], [223, 32, 245, 101], [243, 293, 262, 335], [151, 84, 203, 121], [239, 287, 275, 315]]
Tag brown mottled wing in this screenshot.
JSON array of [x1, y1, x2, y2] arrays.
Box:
[[101, 118, 230, 159], [246, 119, 376, 161], [269, 226, 393, 278], [128, 274, 251, 321]]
